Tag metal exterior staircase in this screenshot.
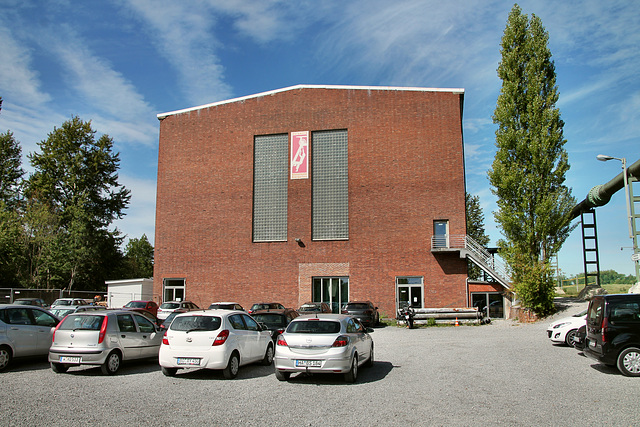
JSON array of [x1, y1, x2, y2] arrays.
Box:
[[431, 235, 511, 289]]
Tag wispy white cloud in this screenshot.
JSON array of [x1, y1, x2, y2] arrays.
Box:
[[0, 23, 51, 108], [113, 174, 157, 244], [121, 0, 233, 106]]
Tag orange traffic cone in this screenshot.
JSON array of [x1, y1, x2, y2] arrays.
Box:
[[455, 317, 459, 327]]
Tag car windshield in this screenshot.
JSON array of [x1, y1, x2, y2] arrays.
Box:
[[14, 300, 33, 305], [346, 303, 369, 310], [252, 313, 286, 327], [573, 309, 588, 317], [170, 315, 222, 332], [287, 320, 341, 334], [299, 305, 321, 312], [51, 308, 75, 318], [53, 299, 72, 306], [59, 314, 104, 331], [125, 301, 147, 308], [160, 303, 180, 309], [209, 304, 233, 309]]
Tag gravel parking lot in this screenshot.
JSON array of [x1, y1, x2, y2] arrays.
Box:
[[4, 298, 639, 426]]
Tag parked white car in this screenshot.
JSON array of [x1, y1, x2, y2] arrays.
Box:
[[274, 314, 374, 383], [159, 310, 273, 378], [546, 309, 588, 346]]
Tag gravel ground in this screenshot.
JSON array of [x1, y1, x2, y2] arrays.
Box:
[[3, 298, 639, 426]]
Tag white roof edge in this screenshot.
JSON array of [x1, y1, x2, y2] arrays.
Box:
[[157, 84, 465, 119], [105, 278, 153, 285]]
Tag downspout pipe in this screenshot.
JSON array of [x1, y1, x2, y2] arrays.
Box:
[[569, 158, 640, 220]]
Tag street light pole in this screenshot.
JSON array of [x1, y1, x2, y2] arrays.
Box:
[[597, 154, 633, 238]]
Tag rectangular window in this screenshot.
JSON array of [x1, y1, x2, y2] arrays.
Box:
[[312, 129, 348, 240], [163, 278, 185, 302], [253, 134, 288, 242]]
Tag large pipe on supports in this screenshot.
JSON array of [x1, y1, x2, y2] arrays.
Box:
[[570, 158, 640, 220]]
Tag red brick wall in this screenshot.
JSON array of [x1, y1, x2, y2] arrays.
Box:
[[154, 86, 467, 318]]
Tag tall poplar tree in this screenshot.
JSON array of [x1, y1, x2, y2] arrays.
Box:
[[488, 4, 576, 316]]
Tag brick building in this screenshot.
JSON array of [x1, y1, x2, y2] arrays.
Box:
[[154, 84, 495, 319]]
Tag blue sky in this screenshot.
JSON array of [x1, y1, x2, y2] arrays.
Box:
[[0, 0, 638, 278]]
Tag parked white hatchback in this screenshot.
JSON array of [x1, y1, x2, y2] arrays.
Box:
[[274, 314, 374, 383], [546, 309, 588, 346], [158, 310, 274, 378]]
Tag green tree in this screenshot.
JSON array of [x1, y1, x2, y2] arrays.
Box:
[[488, 4, 576, 316], [0, 99, 28, 285], [24, 117, 131, 290], [466, 193, 490, 280], [122, 234, 154, 278]]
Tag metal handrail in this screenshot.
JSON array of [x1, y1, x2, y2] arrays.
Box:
[[431, 234, 510, 283]]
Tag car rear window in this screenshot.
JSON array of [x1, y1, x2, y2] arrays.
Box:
[[587, 298, 604, 326], [59, 314, 105, 331], [126, 301, 147, 308], [160, 303, 180, 309], [171, 315, 222, 332], [287, 320, 341, 334], [345, 303, 369, 310], [252, 313, 287, 327], [299, 305, 320, 311]]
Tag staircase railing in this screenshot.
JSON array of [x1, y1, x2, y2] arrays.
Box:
[[431, 234, 511, 285]]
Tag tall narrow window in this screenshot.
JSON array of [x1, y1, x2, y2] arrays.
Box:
[[312, 129, 348, 240], [253, 134, 288, 242]]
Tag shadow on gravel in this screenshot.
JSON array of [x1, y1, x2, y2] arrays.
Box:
[[280, 361, 393, 385], [552, 297, 586, 315], [162, 363, 276, 381], [5, 357, 50, 373], [589, 363, 622, 376], [54, 358, 161, 376]]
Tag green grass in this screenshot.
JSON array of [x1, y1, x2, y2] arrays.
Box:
[[557, 283, 632, 296]]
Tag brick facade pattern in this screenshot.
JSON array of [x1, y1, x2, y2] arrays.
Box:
[[154, 86, 468, 318]]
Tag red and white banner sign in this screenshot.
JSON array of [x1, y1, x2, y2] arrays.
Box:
[[290, 131, 309, 179]]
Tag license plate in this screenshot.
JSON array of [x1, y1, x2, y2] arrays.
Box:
[[59, 356, 81, 363], [589, 340, 597, 348], [177, 358, 201, 366], [295, 360, 322, 367]]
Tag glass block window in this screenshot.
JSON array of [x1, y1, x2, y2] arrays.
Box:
[[312, 130, 348, 240], [253, 134, 288, 242]]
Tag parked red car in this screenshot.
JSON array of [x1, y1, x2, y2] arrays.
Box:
[[123, 300, 159, 316]]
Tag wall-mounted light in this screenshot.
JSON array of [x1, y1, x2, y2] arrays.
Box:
[[294, 238, 305, 247]]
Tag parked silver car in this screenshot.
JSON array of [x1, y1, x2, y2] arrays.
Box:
[[48, 310, 163, 375], [274, 314, 374, 383], [157, 301, 200, 320], [0, 305, 60, 371]]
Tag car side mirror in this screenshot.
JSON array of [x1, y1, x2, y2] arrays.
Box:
[[258, 322, 267, 331], [366, 327, 374, 333]]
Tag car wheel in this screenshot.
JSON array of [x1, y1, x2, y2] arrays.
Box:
[[51, 363, 69, 374], [101, 351, 121, 375], [161, 367, 178, 377], [275, 370, 290, 381], [344, 354, 358, 383], [617, 347, 640, 377], [262, 344, 274, 366], [564, 329, 578, 346], [0, 345, 12, 372], [223, 352, 240, 379], [366, 344, 374, 368]]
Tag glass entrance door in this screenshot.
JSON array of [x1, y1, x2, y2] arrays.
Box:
[[312, 277, 349, 313], [396, 277, 423, 311]]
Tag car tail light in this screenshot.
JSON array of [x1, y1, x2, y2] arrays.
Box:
[[213, 329, 229, 346], [601, 317, 609, 344], [276, 335, 288, 346], [332, 335, 349, 347], [162, 330, 170, 345], [98, 316, 109, 344], [52, 320, 64, 342]]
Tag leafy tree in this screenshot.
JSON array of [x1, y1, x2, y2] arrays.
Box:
[[488, 4, 576, 316], [0, 130, 24, 209], [24, 117, 130, 290], [122, 234, 154, 278], [466, 193, 490, 280]]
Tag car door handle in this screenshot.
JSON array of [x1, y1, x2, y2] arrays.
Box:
[[142, 335, 147, 339], [121, 335, 126, 338]]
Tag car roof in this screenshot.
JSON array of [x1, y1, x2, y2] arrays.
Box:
[[210, 302, 240, 304], [294, 313, 351, 321], [175, 309, 244, 317], [252, 309, 288, 315], [345, 300, 372, 304]]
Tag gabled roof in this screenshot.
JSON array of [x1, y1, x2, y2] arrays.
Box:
[[157, 84, 464, 119]]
